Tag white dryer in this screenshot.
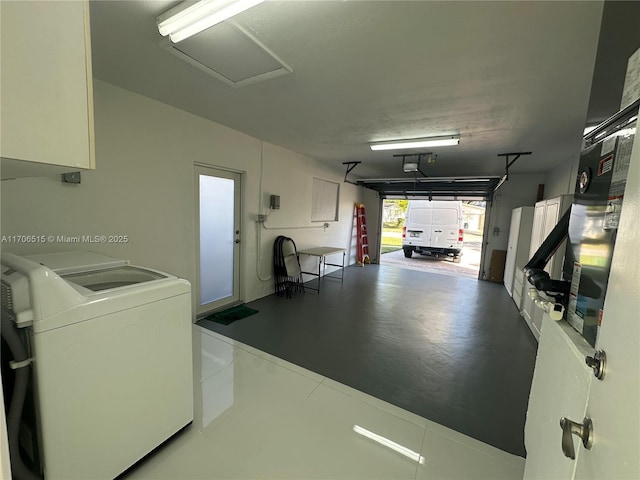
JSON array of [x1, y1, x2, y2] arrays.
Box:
[[1, 252, 193, 479]]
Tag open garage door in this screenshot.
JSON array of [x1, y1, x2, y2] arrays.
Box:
[[380, 198, 486, 279], [357, 176, 501, 201]]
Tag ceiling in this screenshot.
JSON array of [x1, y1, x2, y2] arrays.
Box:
[[89, 1, 606, 196]]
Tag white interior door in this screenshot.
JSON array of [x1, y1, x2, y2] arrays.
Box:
[[195, 165, 241, 316], [574, 121, 640, 480], [524, 121, 640, 480]]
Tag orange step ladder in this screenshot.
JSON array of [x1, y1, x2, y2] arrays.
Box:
[[355, 203, 370, 266]]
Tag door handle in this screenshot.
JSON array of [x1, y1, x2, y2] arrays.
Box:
[[559, 417, 593, 459], [585, 350, 606, 380], [434, 230, 442, 233]]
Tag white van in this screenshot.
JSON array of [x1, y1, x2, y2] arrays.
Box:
[[402, 200, 464, 262]]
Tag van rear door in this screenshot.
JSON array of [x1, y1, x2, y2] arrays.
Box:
[[430, 207, 460, 248], [405, 205, 432, 246]]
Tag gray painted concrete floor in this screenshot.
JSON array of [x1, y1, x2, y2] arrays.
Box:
[[198, 264, 537, 457]]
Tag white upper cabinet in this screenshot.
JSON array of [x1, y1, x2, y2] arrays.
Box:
[[0, 1, 95, 176], [528, 195, 573, 280]]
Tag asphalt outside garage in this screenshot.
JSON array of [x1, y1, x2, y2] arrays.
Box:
[[379, 232, 483, 279]]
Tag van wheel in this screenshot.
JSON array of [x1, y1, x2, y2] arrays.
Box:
[[453, 255, 461, 263], [403, 248, 413, 258]]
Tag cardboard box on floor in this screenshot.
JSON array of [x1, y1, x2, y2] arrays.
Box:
[[489, 249, 507, 283]]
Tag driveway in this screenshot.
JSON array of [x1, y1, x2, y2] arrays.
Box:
[[380, 234, 482, 279]]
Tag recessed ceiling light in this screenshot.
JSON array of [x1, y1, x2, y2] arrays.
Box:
[[370, 136, 460, 151]]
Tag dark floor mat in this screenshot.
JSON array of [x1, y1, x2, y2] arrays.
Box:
[[202, 305, 258, 325]]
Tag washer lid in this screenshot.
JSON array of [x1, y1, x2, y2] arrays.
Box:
[[62, 266, 168, 292], [25, 251, 127, 274]]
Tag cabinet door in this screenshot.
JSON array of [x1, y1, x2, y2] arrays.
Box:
[[542, 195, 572, 279], [522, 203, 547, 339], [513, 270, 524, 309], [529, 203, 547, 259], [504, 208, 522, 295], [0, 1, 94, 170], [542, 199, 561, 275]]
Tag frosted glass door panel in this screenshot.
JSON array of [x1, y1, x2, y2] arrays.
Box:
[[199, 175, 234, 304], [195, 166, 241, 315]]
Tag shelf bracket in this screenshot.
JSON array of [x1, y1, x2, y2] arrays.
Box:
[[342, 161, 361, 183], [494, 151, 532, 191]]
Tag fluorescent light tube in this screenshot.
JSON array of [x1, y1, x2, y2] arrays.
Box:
[[157, 0, 266, 43], [370, 136, 459, 151]]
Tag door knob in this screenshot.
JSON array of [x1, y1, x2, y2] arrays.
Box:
[[585, 350, 606, 380], [559, 417, 593, 459]]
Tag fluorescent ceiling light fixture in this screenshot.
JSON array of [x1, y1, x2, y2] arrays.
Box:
[[353, 425, 425, 464], [157, 0, 266, 43], [370, 136, 459, 151], [583, 125, 598, 136]]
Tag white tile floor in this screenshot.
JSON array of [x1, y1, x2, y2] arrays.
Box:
[[127, 326, 525, 479]]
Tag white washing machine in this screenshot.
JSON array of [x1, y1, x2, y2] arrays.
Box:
[[1, 252, 194, 479]]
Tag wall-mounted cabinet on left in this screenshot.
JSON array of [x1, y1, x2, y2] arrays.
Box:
[[0, 0, 95, 179]]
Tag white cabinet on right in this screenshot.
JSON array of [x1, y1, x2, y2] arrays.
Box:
[[521, 194, 573, 340]]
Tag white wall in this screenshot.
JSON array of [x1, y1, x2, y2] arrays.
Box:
[[251, 141, 379, 287], [543, 155, 579, 199], [481, 174, 545, 279], [0, 80, 378, 311]]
